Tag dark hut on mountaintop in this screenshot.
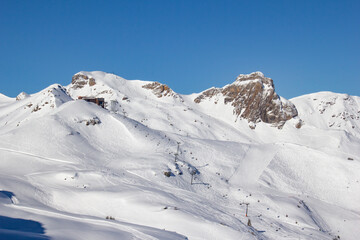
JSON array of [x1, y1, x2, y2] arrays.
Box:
[[78, 96, 105, 108]]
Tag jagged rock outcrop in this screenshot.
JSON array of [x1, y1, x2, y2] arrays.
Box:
[[71, 73, 96, 89], [142, 82, 174, 98], [194, 72, 298, 128], [142, 82, 185, 102]]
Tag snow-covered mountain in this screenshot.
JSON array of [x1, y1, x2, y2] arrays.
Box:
[[0, 71, 359, 240]]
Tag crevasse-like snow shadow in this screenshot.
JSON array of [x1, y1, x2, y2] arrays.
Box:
[[0, 215, 51, 240], [0, 190, 18, 204], [0, 190, 14, 199], [0, 191, 51, 239]]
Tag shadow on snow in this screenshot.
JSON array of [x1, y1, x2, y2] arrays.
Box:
[[0, 191, 51, 239], [0, 215, 51, 240]]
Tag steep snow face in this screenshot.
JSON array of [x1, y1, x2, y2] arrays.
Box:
[[194, 72, 298, 128], [291, 92, 360, 135]]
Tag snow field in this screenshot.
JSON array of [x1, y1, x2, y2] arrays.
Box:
[[0, 71, 359, 239]]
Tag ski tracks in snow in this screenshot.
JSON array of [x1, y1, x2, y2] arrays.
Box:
[[299, 200, 331, 233], [0, 147, 75, 165]]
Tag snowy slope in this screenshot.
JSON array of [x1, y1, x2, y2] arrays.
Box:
[[291, 92, 360, 134], [0, 71, 359, 240]]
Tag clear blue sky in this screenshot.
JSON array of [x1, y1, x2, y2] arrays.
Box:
[[1, 0, 359, 98]]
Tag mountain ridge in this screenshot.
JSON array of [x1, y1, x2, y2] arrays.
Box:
[[0, 71, 359, 239], [8, 70, 359, 132]]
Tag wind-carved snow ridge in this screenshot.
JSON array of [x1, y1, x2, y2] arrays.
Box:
[[194, 71, 298, 128], [24, 84, 73, 112], [37, 84, 73, 110], [0, 84, 74, 130]]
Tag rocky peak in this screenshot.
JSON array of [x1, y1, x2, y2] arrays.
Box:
[[194, 72, 298, 128], [71, 73, 96, 89]]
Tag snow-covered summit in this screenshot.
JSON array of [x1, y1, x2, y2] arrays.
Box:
[[67, 71, 183, 104], [70, 71, 127, 90], [235, 71, 267, 83], [291, 91, 360, 135], [0, 84, 73, 132]]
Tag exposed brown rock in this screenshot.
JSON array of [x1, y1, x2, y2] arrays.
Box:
[[71, 74, 96, 89], [89, 78, 96, 86], [142, 82, 173, 98], [295, 120, 303, 129], [31, 105, 41, 112], [194, 72, 298, 128], [194, 88, 221, 103]]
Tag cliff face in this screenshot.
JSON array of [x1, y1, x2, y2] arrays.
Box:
[[194, 72, 298, 128]]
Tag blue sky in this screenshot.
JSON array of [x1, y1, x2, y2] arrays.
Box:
[[0, 0, 359, 98]]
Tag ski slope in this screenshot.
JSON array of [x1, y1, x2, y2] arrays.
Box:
[[0, 71, 359, 240]]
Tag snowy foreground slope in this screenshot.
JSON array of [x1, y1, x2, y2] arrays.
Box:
[[0, 71, 359, 240]]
